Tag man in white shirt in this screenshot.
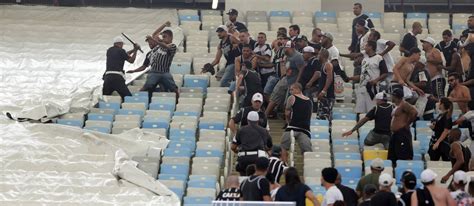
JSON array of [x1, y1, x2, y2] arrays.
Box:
[[368, 30, 396, 91], [321, 167, 344, 206], [450, 170, 471, 205], [454, 101, 474, 152]]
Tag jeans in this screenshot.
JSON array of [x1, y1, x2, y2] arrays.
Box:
[[264, 75, 280, 95], [219, 64, 235, 87], [143, 72, 177, 93]]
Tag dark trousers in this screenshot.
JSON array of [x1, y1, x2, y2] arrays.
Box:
[[236, 155, 259, 176], [428, 140, 451, 161], [388, 127, 413, 165], [102, 74, 132, 100]]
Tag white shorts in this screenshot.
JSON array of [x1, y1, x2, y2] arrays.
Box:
[[355, 86, 375, 114]]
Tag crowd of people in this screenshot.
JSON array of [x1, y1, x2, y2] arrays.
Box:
[[101, 2, 474, 205]]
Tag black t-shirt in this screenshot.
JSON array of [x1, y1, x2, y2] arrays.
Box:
[[238, 39, 258, 53], [318, 62, 335, 99], [243, 69, 263, 99], [240, 175, 271, 201], [410, 68, 432, 93], [233, 124, 273, 151], [106, 46, 128, 72], [308, 42, 322, 51], [287, 95, 313, 136], [401, 32, 418, 57], [232, 106, 267, 128], [398, 191, 414, 206], [351, 14, 374, 52], [435, 39, 459, 66], [433, 114, 452, 142], [336, 184, 358, 206], [299, 57, 322, 87], [275, 183, 311, 206], [233, 21, 247, 33], [365, 103, 394, 135], [359, 200, 371, 206], [220, 37, 237, 66], [370, 191, 398, 206], [216, 188, 241, 201]]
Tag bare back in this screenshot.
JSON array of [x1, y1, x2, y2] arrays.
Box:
[[449, 84, 471, 113], [426, 185, 456, 206], [391, 101, 417, 132], [426, 48, 443, 78], [393, 57, 414, 83]]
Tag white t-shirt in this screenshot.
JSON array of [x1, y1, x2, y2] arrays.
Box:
[[327, 45, 343, 70], [253, 44, 272, 57], [359, 31, 370, 53], [376, 39, 395, 73], [322, 186, 344, 206], [360, 54, 385, 85]]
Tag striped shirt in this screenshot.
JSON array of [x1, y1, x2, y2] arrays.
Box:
[[149, 43, 177, 73], [272, 47, 286, 77], [268, 157, 288, 184]]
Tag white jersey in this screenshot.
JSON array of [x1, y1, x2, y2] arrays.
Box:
[[360, 54, 385, 85], [327, 45, 343, 70], [359, 31, 370, 53], [322, 186, 344, 206], [376, 39, 395, 73]]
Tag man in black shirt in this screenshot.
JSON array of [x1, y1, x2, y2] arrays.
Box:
[[461, 16, 474, 43], [289, 24, 304, 42], [240, 157, 272, 201], [267, 145, 288, 184], [140, 22, 179, 97], [343, 92, 393, 149], [226, 9, 247, 32], [308, 27, 323, 52], [409, 61, 435, 120], [216, 175, 241, 201], [349, 3, 374, 53], [300, 46, 322, 102], [436, 30, 459, 67], [280, 83, 313, 163], [103, 36, 139, 100], [229, 93, 268, 134], [211, 25, 240, 87], [238, 29, 257, 51], [335, 173, 358, 206], [370, 173, 398, 206], [400, 22, 423, 57], [360, 184, 377, 206], [294, 35, 308, 53], [232, 111, 273, 176], [398, 171, 417, 206]]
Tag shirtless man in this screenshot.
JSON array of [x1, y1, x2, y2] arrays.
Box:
[[392, 47, 423, 95], [388, 89, 418, 164], [448, 72, 471, 113], [411, 169, 456, 206], [421, 37, 445, 100]]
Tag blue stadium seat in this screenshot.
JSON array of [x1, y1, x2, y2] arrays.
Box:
[[168, 141, 195, 151], [132, 91, 149, 97], [417, 133, 431, 154], [118, 109, 144, 118], [342, 177, 359, 186], [161, 163, 190, 176], [364, 159, 392, 168], [164, 148, 193, 158], [179, 15, 200, 22], [183, 75, 209, 91], [189, 175, 217, 181], [124, 96, 149, 107], [149, 102, 176, 113], [188, 179, 216, 189], [365, 12, 382, 19], [309, 185, 326, 196], [174, 111, 200, 117], [199, 122, 225, 130], [170, 187, 184, 200], [99, 102, 120, 112], [195, 149, 223, 159], [151, 96, 175, 104], [310, 119, 330, 126], [270, 11, 291, 17], [415, 121, 431, 128], [311, 131, 330, 140], [332, 113, 357, 120], [395, 160, 424, 183], [87, 113, 114, 122], [83, 126, 111, 133], [170, 128, 196, 138], [335, 166, 362, 178], [333, 139, 359, 146], [315, 11, 336, 18], [57, 119, 84, 128], [183, 196, 213, 205], [170, 62, 192, 75], [142, 121, 170, 129], [406, 12, 428, 19], [158, 174, 188, 181], [334, 153, 361, 160]]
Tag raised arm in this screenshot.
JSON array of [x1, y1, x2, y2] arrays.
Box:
[[152, 21, 171, 38], [379, 40, 396, 56], [211, 45, 223, 66]]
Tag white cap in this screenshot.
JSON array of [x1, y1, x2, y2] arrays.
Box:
[[421, 169, 438, 183], [113, 36, 124, 44], [252, 93, 263, 102], [303, 46, 315, 53], [161, 27, 173, 34], [247, 111, 259, 121], [454, 170, 467, 184], [379, 173, 394, 187], [370, 158, 385, 170], [420, 37, 436, 46], [375, 92, 388, 101], [283, 41, 292, 48], [216, 25, 228, 33]]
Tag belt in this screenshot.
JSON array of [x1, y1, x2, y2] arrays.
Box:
[[237, 151, 258, 157], [105, 71, 125, 78]]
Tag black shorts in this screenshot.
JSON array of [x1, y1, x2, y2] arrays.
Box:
[[388, 127, 413, 164], [236, 155, 259, 176], [102, 74, 132, 99]]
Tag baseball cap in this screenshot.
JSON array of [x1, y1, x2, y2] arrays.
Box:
[[216, 25, 228, 33], [370, 158, 385, 170], [271, 145, 282, 157], [247, 111, 259, 122], [420, 37, 436, 46], [252, 93, 263, 102], [374, 92, 388, 101], [321, 32, 334, 41], [283, 41, 293, 48], [402, 171, 417, 189], [295, 34, 308, 42], [421, 169, 438, 183], [226, 8, 238, 15], [454, 170, 467, 184], [391, 89, 404, 99], [161, 27, 173, 34], [379, 173, 394, 187], [303, 46, 315, 53], [113, 36, 124, 44]]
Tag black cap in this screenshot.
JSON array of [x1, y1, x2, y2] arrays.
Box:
[[295, 34, 308, 42], [322, 167, 338, 184], [391, 89, 404, 99], [402, 171, 417, 189], [271, 145, 282, 157], [363, 184, 378, 195], [226, 9, 238, 15]]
